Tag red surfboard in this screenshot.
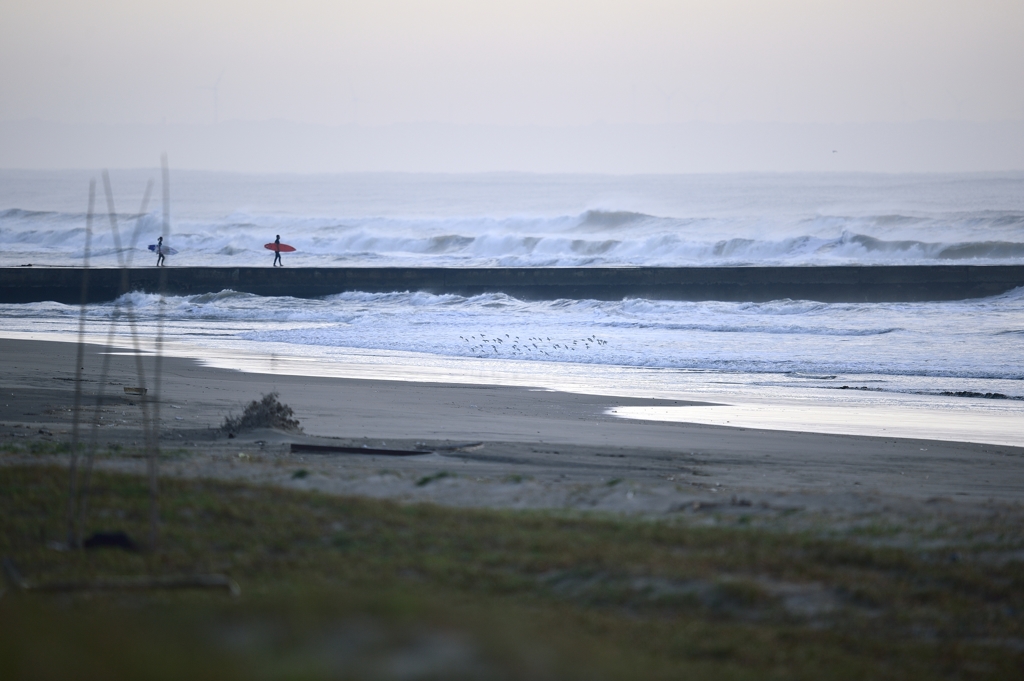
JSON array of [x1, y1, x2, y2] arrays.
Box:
[[264, 243, 296, 252]]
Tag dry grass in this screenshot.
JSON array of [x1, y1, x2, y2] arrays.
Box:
[[1, 464, 1022, 680]]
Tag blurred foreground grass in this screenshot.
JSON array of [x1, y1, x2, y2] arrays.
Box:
[[1, 464, 1022, 680]]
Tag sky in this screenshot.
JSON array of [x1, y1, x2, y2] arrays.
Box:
[[1, 1, 1022, 171]]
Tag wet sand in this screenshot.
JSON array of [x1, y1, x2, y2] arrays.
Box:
[[2, 337, 1022, 523]]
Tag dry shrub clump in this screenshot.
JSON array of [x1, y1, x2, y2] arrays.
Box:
[[222, 392, 301, 433]]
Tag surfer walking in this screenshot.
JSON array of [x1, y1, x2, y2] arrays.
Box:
[[155, 236, 166, 267], [273, 235, 283, 267]]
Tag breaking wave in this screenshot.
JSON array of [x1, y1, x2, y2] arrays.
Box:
[[3, 206, 1024, 268]]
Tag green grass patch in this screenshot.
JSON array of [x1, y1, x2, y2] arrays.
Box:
[[1, 465, 1022, 680], [2, 440, 72, 457]]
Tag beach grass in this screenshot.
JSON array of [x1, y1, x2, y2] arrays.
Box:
[[1, 464, 1022, 680]]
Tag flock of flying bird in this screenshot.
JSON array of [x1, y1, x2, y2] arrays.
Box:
[[458, 333, 609, 357]]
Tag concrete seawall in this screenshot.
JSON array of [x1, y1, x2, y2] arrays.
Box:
[[2, 266, 1023, 304]]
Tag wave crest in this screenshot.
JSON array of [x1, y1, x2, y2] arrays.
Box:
[[4, 205, 1024, 267]]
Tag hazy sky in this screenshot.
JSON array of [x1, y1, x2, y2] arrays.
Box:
[[2, 0, 1023, 127]]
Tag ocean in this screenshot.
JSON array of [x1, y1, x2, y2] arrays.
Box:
[[2, 170, 1022, 444]]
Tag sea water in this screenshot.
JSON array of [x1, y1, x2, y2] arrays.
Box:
[[1, 170, 1022, 443]]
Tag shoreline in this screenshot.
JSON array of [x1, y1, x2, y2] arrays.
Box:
[[2, 336, 1023, 523], [5, 328, 1020, 448]]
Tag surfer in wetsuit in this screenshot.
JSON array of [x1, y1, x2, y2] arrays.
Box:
[[156, 236, 166, 267], [273, 235, 283, 267]]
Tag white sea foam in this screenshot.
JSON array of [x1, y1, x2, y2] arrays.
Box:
[[2, 171, 1023, 267], [2, 171, 1023, 409], [3, 208, 1024, 267], [3, 286, 1023, 399]]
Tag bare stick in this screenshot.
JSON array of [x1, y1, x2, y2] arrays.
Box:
[[121, 181, 161, 549], [78, 172, 147, 546], [148, 155, 172, 549], [103, 172, 153, 384], [96, 173, 161, 550], [76, 175, 125, 546], [66, 180, 95, 547], [119, 181, 155, 403]]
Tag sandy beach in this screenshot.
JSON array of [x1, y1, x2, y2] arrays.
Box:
[[5, 337, 1024, 678], [3, 336, 1021, 525]]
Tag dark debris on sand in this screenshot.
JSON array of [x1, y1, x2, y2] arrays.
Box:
[[222, 392, 302, 434]]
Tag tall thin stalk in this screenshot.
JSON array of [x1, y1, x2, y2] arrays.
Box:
[[66, 180, 94, 547]]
